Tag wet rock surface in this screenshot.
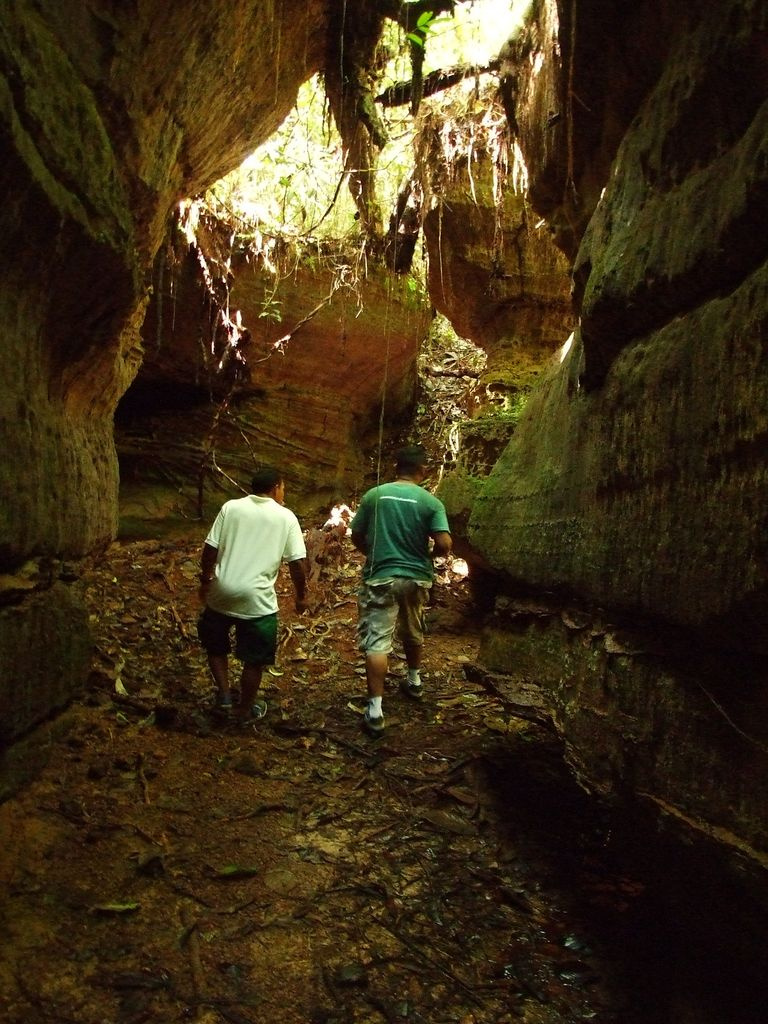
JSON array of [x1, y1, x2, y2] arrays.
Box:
[[1, 533, 767, 1023]]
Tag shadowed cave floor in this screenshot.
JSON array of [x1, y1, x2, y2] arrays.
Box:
[[0, 532, 765, 1024]]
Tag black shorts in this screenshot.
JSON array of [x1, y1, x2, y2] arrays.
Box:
[[197, 607, 278, 666]]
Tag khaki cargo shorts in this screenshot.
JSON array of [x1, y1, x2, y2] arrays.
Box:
[[357, 577, 432, 654]]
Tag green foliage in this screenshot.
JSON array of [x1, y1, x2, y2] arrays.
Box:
[[206, 2, 527, 246], [406, 10, 453, 48], [258, 297, 282, 323], [399, 0, 527, 73], [213, 864, 261, 879], [208, 81, 359, 239], [505, 391, 531, 422]]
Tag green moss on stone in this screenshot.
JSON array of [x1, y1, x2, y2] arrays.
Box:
[[0, 8, 132, 247], [436, 465, 484, 521]]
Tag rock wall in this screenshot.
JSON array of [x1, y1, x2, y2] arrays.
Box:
[[467, 0, 768, 883], [418, 99, 574, 398], [118, 216, 429, 526], [415, 95, 575, 536], [0, 0, 327, 740]]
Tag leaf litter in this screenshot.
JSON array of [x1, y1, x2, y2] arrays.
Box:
[[0, 530, 657, 1023]]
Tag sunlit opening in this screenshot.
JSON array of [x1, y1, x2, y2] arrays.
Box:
[[324, 503, 353, 536], [559, 331, 574, 363]]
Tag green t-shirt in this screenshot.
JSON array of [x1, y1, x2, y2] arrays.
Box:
[[351, 482, 451, 582]]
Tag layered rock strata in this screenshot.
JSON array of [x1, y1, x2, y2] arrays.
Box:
[[0, 0, 327, 739], [466, 0, 768, 886], [119, 217, 429, 525]]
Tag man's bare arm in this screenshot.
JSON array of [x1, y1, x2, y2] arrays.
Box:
[[431, 531, 453, 557], [200, 542, 218, 579], [289, 558, 309, 612], [198, 542, 218, 601]]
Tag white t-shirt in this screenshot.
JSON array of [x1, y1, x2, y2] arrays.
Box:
[[204, 495, 306, 618]]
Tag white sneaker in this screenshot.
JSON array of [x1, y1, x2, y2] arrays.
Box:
[[400, 678, 424, 700], [363, 706, 385, 736]]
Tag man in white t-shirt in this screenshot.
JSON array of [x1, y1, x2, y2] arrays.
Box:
[[197, 467, 308, 724]]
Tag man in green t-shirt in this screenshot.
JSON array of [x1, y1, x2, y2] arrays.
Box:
[[350, 445, 452, 736]]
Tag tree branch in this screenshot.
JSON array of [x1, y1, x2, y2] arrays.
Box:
[[376, 60, 500, 108]]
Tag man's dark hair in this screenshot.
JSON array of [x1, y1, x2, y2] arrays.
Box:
[[395, 445, 429, 475], [251, 466, 283, 494]]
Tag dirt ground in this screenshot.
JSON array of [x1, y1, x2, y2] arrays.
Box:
[[0, 531, 659, 1024]]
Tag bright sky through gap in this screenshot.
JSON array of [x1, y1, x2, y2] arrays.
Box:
[[209, 0, 531, 237], [424, 0, 529, 70]]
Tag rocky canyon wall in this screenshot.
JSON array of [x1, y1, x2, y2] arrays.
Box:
[[118, 211, 429, 527], [412, 94, 575, 536], [464, 0, 768, 886], [0, 0, 327, 741]]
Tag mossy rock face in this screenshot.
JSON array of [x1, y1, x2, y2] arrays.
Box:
[[475, 594, 768, 881], [0, 0, 337, 567], [471, 257, 768, 647], [470, 0, 768, 644], [457, 416, 519, 477], [436, 467, 484, 534], [0, 583, 92, 744], [0, 8, 133, 246]]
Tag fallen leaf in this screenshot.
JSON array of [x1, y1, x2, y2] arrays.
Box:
[[91, 901, 140, 914], [420, 809, 477, 836], [444, 785, 477, 807], [212, 864, 260, 879]]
